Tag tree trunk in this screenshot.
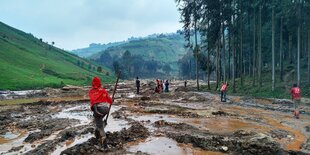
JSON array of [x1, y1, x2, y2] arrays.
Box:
[[272, 6, 275, 91], [216, 40, 220, 90], [297, 1, 301, 86], [308, 31, 310, 86], [207, 21, 211, 90], [233, 34, 236, 93], [194, 18, 199, 90], [297, 24, 301, 87], [289, 34, 292, 64], [223, 22, 226, 82], [207, 50, 211, 90], [240, 14, 244, 87], [280, 17, 284, 82], [228, 27, 231, 80], [232, 16, 236, 93], [252, 9, 256, 86], [258, 6, 262, 87]]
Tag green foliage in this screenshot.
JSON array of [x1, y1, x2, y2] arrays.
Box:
[[0, 22, 114, 90]]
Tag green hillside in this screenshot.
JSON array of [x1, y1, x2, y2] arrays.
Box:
[[0, 22, 113, 90], [91, 33, 187, 63]]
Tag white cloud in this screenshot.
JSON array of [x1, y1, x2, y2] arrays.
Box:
[[0, 0, 182, 50]]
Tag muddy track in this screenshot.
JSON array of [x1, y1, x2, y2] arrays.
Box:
[[0, 80, 309, 155]]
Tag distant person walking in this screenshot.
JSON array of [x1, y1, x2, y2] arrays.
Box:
[[164, 80, 170, 92], [136, 77, 140, 94], [88, 77, 113, 143], [220, 82, 228, 102], [184, 80, 187, 88], [290, 84, 301, 119], [155, 79, 161, 93]]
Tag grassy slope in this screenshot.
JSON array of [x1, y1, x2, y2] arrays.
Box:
[[0, 22, 114, 90]]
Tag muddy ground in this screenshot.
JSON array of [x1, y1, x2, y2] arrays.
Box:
[[0, 80, 310, 155]]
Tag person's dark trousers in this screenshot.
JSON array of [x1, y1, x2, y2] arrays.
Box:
[[137, 86, 140, 94], [221, 91, 226, 102], [92, 104, 109, 141]]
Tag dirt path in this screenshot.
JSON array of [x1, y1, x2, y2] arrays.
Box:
[[0, 80, 309, 155]]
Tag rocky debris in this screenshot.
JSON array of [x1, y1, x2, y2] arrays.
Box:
[[273, 99, 294, 106], [22, 118, 80, 142], [140, 96, 151, 101], [147, 81, 156, 88], [303, 139, 310, 151], [270, 130, 291, 139], [174, 86, 188, 92], [24, 130, 53, 143], [19, 118, 79, 131], [61, 122, 150, 155], [8, 145, 24, 152], [153, 120, 200, 131], [147, 108, 201, 118], [44, 86, 88, 98], [212, 110, 229, 116], [167, 130, 283, 155], [305, 126, 310, 133], [154, 120, 288, 155], [0, 114, 12, 134], [0, 90, 45, 100], [58, 125, 94, 142], [24, 140, 59, 155]]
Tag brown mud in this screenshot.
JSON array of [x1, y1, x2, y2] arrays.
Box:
[[0, 80, 309, 155]]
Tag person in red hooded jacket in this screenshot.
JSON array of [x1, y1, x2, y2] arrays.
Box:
[[290, 83, 301, 119], [89, 77, 113, 142], [220, 82, 228, 102]]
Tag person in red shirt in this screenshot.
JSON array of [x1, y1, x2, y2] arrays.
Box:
[[290, 84, 301, 119], [89, 77, 113, 142], [220, 82, 228, 102]]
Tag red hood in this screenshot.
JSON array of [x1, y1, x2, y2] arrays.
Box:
[[92, 77, 101, 89]]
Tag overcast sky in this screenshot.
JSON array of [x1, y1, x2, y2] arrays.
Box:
[[0, 0, 182, 50]]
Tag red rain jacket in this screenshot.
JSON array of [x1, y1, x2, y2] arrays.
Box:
[[88, 77, 113, 108], [221, 84, 227, 91], [290, 87, 301, 100]]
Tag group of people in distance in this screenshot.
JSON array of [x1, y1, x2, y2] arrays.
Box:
[[88, 76, 303, 145], [220, 82, 302, 119], [135, 77, 170, 94], [155, 79, 170, 93]]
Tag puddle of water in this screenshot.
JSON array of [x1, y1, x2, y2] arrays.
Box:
[[0, 132, 29, 153], [52, 105, 92, 125], [1, 132, 20, 140], [127, 136, 226, 155]]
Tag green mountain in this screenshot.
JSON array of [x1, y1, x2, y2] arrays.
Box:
[[71, 33, 189, 78], [91, 33, 187, 63], [0, 22, 113, 90]]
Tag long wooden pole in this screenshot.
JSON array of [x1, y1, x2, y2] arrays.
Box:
[[104, 71, 121, 124]]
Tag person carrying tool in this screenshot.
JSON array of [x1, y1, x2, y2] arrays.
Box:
[[290, 84, 301, 119], [136, 77, 140, 94], [88, 77, 113, 143], [220, 82, 228, 102]]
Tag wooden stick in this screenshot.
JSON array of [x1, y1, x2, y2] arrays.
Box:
[[104, 71, 121, 124]]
